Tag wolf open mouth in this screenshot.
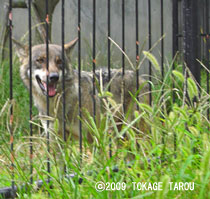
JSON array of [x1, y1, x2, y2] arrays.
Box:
[[36, 76, 57, 97]]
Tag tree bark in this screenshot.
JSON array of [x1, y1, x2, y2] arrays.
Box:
[[32, 0, 60, 43], [0, 3, 9, 61], [0, 0, 60, 61]]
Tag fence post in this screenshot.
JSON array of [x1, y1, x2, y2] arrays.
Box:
[[183, 0, 200, 84], [172, 0, 179, 158], [172, 0, 178, 58]]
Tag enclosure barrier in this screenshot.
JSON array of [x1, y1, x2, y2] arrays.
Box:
[[0, 0, 209, 198]]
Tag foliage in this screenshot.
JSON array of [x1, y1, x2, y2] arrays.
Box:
[[0, 53, 210, 199]]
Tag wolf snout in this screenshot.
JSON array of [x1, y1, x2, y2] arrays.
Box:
[[49, 72, 59, 83], [35, 72, 59, 97]]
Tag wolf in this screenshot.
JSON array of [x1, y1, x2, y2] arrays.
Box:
[[13, 38, 148, 142]]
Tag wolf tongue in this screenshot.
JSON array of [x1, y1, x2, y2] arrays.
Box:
[[42, 82, 56, 96], [48, 84, 56, 96]]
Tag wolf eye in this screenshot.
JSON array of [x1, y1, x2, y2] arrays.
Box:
[[36, 57, 45, 64], [56, 59, 62, 65]]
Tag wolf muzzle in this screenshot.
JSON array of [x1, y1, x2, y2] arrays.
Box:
[[36, 72, 59, 97]]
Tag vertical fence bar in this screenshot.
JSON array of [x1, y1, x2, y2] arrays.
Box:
[[107, 0, 112, 158], [172, 0, 179, 60], [202, 3, 205, 64], [182, 0, 191, 108], [9, 0, 14, 198], [183, 0, 192, 73], [92, 0, 96, 120], [172, 0, 179, 158], [161, 0, 164, 81], [183, 0, 200, 84], [160, 0, 165, 147], [205, 0, 210, 122], [122, 0, 125, 74], [148, 0, 152, 105], [108, 0, 111, 91], [61, 0, 67, 173], [45, 0, 50, 182], [78, 0, 82, 156], [122, 0, 125, 111], [183, 0, 200, 154], [135, 0, 139, 106], [28, 0, 33, 184]]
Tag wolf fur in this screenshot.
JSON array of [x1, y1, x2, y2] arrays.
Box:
[[14, 38, 148, 141]]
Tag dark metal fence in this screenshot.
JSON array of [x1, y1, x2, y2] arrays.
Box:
[[1, 0, 210, 198]]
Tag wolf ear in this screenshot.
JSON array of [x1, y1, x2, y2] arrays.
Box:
[[64, 37, 78, 55], [12, 38, 28, 62]]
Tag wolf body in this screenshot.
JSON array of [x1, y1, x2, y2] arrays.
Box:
[[14, 38, 148, 141]]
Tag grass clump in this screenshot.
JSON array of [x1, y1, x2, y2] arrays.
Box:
[[0, 52, 210, 199]]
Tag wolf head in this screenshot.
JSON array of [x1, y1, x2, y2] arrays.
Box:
[[14, 38, 78, 97]]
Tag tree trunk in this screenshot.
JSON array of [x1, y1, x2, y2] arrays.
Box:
[[32, 0, 60, 43], [0, 0, 60, 61], [0, 3, 9, 61]]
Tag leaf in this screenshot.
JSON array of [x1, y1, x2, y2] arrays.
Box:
[[117, 112, 145, 139], [130, 192, 154, 199], [187, 77, 198, 100], [172, 70, 185, 83], [143, 51, 160, 71], [169, 111, 176, 121], [138, 103, 153, 114], [156, 175, 170, 199], [173, 106, 188, 120], [104, 91, 113, 97], [54, 118, 59, 133], [188, 126, 199, 136], [201, 149, 210, 178], [134, 110, 140, 119], [179, 155, 194, 178], [98, 91, 113, 98]]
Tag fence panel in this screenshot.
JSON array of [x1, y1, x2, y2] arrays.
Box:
[[1, 0, 210, 197]]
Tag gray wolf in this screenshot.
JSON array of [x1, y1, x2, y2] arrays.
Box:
[[13, 38, 148, 142]]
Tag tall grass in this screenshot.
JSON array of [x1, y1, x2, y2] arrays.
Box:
[[0, 52, 210, 199]]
